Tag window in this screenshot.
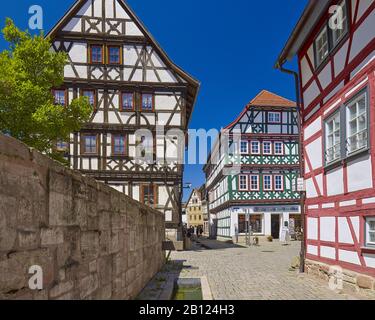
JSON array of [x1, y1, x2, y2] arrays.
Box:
[[90, 45, 103, 64], [263, 141, 272, 155], [142, 93, 154, 111], [346, 92, 368, 155], [250, 175, 259, 191], [138, 135, 155, 159], [268, 112, 281, 124], [108, 46, 121, 64], [250, 141, 260, 154], [274, 175, 283, 191], [314, 1, 349, 68], [263, 175, 272, 191], [240, 141, 248, 154], [53, 90, 66, 106], [112, 135, 126, 156], [81, 134, 98, 155], [239, 175, 248, 191], [274, 142, 284, 155], [82, 90, 96, 108], [141, 184, 157, 207], [331, 0, 348, 48], [250, 215, 262, 233], [315, 26, 329, 67], [121, 93, 134, 111], [56, 141, 68, 152], [325, 112, 341, 164], [366, 218, 375, 246]]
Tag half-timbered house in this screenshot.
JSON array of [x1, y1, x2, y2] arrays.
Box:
[[276, 0, 375, 284], [47, 0, 199, 243], [204, 90, 301, 242]]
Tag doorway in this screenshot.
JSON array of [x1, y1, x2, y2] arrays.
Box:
[[271, 215, 280, 239]]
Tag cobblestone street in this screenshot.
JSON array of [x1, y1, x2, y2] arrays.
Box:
[[170, 239, 374, 300]]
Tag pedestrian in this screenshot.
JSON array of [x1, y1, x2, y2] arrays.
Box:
[[199, 226, 204, 237]]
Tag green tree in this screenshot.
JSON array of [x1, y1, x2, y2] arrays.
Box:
[[0, 19, 92, 163]]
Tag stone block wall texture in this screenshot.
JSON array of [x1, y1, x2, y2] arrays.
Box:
[[0, 134, 165, 300]]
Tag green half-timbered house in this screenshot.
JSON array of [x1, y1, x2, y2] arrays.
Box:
[[204, 90, 301, 241]]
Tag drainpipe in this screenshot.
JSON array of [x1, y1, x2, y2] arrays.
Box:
[[276, 63, 306, 273]]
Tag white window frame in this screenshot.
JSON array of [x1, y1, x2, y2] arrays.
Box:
[[274, 142, 284, 155], [325, 111, 341, 164], [315, 26, 329, 67], [263, 175, 273, 191], [250, 141, 260, 155], [366, 217, 375, 247], [268, 112, 281, 124], [346, 92, 368, 155], [238, 175, 248, 191], [250, 175, 259, 191], [263, 141, 272, 155], [274, 175, 284, 191], [240, 140, 249, 154]]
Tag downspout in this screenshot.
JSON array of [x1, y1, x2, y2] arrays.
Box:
[[276, 63, 306, 273]]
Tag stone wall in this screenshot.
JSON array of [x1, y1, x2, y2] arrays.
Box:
[[306, 259, 375, 296], [0, 134, 165, 300]]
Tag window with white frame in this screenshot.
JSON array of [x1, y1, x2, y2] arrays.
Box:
[[274, 142, 283, 155], [251, 141, 260, 154], [346, 92, 368, 155], [240, 141, 248, 154], [239, 175, 248, 191], [325, 111, 341, 164], [315, 26, 329, 67], [274, 175, 283, 191], [366, 217, 375, 246], [250, 175, 259, 191], [263, 141, 272, 155], [263, 175, 272, 191], [268, 112, 281, 123], [331, 0, 348, 47]]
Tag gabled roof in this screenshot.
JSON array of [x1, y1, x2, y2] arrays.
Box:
[[247, 90, 296, 108], [224, 90, 296, 130], [45, 0, 200, 126]]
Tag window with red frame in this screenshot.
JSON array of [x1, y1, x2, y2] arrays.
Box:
[[90, 45, 103, 64], [239, 175, 248, 191], [112, 135, 126, 156], [121, 93, 134, 111], [142, 93, 154, 111], [250, 175, 259, 191], [274, 175, 283, 191], [263, 175, 272, 191], [274, 142, 284, 155], [141, 184, 157, 207], [250, 141, 260, 154], [108, 46, 121, 64], [82, 90, 96, 108], [53, 90, 66, 106], [81, 134, 98, 155]]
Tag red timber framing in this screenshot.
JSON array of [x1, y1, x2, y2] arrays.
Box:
[[298, 1, 375, 277]]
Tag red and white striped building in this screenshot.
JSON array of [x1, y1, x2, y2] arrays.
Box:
[[276, 0, 375, 285]]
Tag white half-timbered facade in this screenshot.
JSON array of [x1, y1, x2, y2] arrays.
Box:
[[204, 91, 301, 241], [277, 0, 375, 278], [47, 0, 199, 239]]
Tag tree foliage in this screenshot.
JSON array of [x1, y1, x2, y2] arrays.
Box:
[[0, 19, 92, 162]]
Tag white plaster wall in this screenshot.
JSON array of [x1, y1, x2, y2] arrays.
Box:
[[338, 217, 354, 244], [339, 249, 361, 265], [303, 80, 320, 107], [305, 138, 323, 170], [350, 216, 360, 241], [326, 167, 344, 196], [318, 62, 332, 89], [307, 217, 318, 240], [347, 154, 373, 192], [334, 39, 349, 77], [306, 178, 318, 198], [304, 117, 322, 140], [321, 246, 336, 259], [301, 55, 313, 87], [307, 245, 318, 256], [364, 254, 375, 268], [320, 217, 336, 242]]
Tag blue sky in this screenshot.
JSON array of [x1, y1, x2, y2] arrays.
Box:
[[0, 0, 307, 201]]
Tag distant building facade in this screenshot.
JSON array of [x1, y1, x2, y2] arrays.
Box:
[[204, 90, 301, 241], [186, 189, 204, 229]]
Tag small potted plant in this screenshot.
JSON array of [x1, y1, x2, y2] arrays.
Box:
[[267, 236, 273, 242]]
